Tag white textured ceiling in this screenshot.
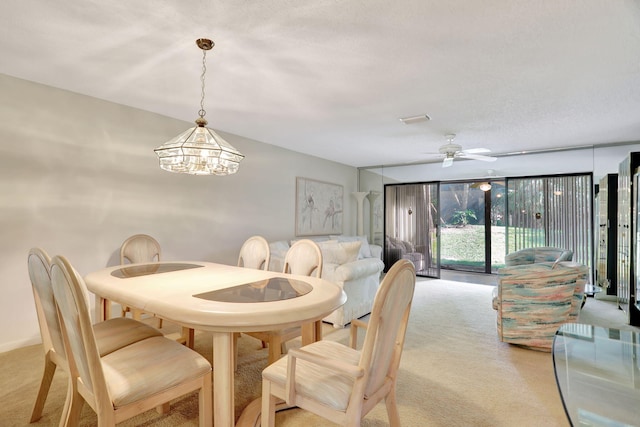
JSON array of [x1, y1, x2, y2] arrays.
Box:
[[1, 1, 639, 168]]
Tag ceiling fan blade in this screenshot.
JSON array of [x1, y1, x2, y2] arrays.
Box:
[[463, 147, 491, 154], [442, 157, 454, 168], [462, 153, 497, 162]]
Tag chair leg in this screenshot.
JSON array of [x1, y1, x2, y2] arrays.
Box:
[[62, 377, 84, 427], [185, 327, 195, 349], [30, 353, 57, 422], [199, 371, 213, 427], [261, 380, 276, 427], [102, 298, 112, 321], [385, 388, 401, 427]]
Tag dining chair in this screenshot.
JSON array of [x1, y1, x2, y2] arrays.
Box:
[[282, 239, 323, 278], [27, 247, 163, 424], [261, 259, 416, 427], [119, 234, 195, 348], [237, 235, 271, 270], [50, 254, 213, 427], [246, 239, 323, 365], [117, 234, 161, 321]]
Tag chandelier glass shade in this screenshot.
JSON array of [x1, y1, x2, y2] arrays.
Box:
[[154, 38, 244, 176], [155, 117, 244, 175]]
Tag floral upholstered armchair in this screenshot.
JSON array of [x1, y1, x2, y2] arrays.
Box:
[[492, 261, 588, 351]]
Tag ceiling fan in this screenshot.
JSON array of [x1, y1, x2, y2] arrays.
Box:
[[432, 134, 497, 168]]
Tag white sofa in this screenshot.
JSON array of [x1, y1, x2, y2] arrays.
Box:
[[268, 236, 384, 328]]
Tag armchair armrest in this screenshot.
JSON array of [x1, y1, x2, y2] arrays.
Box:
[[285, 347, 364, 404], [333, 258, 384, 282], [350, 318, 368, 349], [369, 244, 382, 260]]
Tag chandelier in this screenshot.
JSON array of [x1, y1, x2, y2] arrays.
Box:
[[154, 38, 244, 176]]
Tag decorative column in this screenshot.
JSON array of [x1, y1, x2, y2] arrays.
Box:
[[352, 192, 368, 236], [366, 191, 381, 244]]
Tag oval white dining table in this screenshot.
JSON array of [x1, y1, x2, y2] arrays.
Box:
[[84, 261, 346, 427]]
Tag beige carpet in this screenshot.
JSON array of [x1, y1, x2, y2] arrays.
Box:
[[0, 278, 628, 426]]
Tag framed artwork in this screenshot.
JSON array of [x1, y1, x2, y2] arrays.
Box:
[[296, 177, 343, 236]]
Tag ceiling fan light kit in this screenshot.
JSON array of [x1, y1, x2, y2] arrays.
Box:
[[437, 134, 497, 168]]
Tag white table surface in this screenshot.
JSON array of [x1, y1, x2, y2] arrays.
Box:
[[84, 261, 346, 427]]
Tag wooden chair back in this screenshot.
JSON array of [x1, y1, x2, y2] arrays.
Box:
[[27, 248, 68, 422], [50, 255, 107, 409], [237, 235, 270, 270], [29, 248, 65, 362], [359, 259, 416, 399], [120, 234, 161, 264], [283, 239, 323, 278]]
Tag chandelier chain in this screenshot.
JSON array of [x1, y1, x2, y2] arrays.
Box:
[[199, 49, 207, 118]]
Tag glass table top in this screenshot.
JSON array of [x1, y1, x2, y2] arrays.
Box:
[[552, 323, 640, 427], [194, 277, 312, 303], [111, 263, 203, 278]]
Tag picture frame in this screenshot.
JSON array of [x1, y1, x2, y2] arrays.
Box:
[[295, 177, 343, 236]]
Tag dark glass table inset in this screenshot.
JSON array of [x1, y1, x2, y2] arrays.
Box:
[[552, 323, 640, 427], [110, 262, 203, 278], [194, 277, 312, 303]]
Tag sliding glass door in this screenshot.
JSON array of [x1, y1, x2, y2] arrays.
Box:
[[439, 180, 506, 273]]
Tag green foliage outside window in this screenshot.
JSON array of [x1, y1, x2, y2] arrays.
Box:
[[450, 209, 477, 227]]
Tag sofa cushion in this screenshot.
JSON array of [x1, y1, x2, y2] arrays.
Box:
[[331, 235, 372, 259], [318, 240, 361, 265]]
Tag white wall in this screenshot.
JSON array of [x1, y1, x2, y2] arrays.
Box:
[[0, 73, 357, 352]]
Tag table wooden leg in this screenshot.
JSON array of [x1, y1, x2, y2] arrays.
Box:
[[95, 295, 109, 321], [300, 320, 323, 346], [212, 331, 234, 427]]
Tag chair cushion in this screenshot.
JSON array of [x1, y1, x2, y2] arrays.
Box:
[[94, 317, 163, 357], [101, 336, 211, 408], [262, 340, 360, 411]]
